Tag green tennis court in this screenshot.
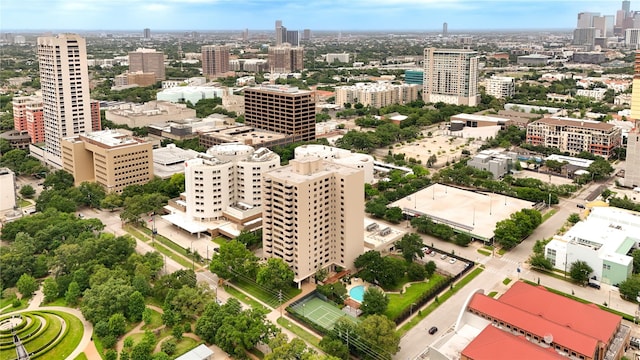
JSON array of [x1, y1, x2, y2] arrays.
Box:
[[292, 296, 354, 330]]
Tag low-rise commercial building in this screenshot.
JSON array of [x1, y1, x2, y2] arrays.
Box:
[[576, 88, 607, 101], [335, 82, 420, 108], [156, 86, 226, 104], [545, 206, 639, 285], [468, 150, 517, 179], [61, 129, 154, 193], [517, 54, 550, 66], [105, 101, 196, 128]]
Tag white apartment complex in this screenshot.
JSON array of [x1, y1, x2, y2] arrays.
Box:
[[525, 117, 622, 158], [485, 76, 515, 99], [293, 144, 375, 183], [262, 157, 364, 284], [325, 53, 350, 63], [335, 82, 420, 109], [184, 143, 280, 222], [37, 34, 93, 168], [576, 88, 607, 101], [423, 48, 480, 106]]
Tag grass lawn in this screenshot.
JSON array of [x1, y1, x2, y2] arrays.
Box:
[[232, 278, 301, 309], [477, 249, 491, 256], [276, 317, 320, 347], [124, 227, 193, 268], [19, 198, 32, 207], [44, 298, 68, 307], [502, 278, 512, 285], [93, 334, 106, 359], [541, 209, 558, 223], [1, 299, 28, 314], [384, 274, 447, 320], [0, 296, 17, 309], [172, 337, 199, 357], [487, 291, 498, 298], [497, 248, 507, 256], [398, 267, 484, 336], [24, 313, 63, 353], [212, 237, 228, 246], [128, 332, 146, 345], [141, 308, 163, 330], [73, 353, 88, 360], [223, 285, 269, 311], [42, 311, 84, 359]]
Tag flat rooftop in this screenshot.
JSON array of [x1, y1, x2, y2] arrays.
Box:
[[200, 125, 289, 145], [390, 183, 535, 240]]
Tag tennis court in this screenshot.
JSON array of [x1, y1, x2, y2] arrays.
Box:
[[291, 296, 354, 330]]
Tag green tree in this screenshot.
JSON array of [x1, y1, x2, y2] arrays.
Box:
[[394, 233, 424, 262], [319, 336, 350, 360], [78, 181, 106, 208], [209, 240, 259, 281], [568, 213, 581, 224], [16, 273, 38, 298], [569, 261, 593, 284], [529, 253, 553, 270], [587, 158, 614, 181], [161, 339, 177, 356], [42, 278, 59, 303], [406, 262, 426, 281], [632, 249, 640, 274], [43, 170, 75, 191], [618, 275, 640, 301], [360, 287, 389, 315], [128, 291, 146, 322], [257, 257, 295, 291], [356, 315, 400, 359], [108, 313, 127, 337], [65, 281, 81, 306], [100, 193, 123, 211], [81, 277, 134, 324], [383, 206, 404, 223], [19, 184, 35, 198], [424, 260, 437, 278]]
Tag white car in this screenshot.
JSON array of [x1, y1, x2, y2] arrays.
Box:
[[449, 258, 457, 264], [440, 254, 447, 260]]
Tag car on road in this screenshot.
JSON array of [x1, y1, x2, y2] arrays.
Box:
[[428, 326, 438, 335], [577, 204, 585, 209], [449, 258, 457, 264]]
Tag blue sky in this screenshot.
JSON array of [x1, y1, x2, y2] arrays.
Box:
[[0, 0, 627, 31]]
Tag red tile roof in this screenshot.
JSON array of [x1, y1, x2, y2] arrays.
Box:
[[498, 282, 620, 344], [462, 324, 563, 360], [468, 294, 598, 357]]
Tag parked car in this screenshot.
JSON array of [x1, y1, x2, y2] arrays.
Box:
[[449, 258, 457, 264], [440, 254, 447, 260], [428, 326, 438, 335], [424, 248, 432, 255], [630, 337, 640, 349], [577, 204, 585, 209], [430, 251, 437, 257]]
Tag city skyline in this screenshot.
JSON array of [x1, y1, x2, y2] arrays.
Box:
[[0, 0, 629, 32]]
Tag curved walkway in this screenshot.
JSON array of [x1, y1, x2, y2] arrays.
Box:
[[115, 305, 165, 354]]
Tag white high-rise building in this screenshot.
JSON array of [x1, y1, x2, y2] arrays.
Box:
[[423, 48, 480, 106], [262, 157, 364, 284], [485, 76, 515, 99], [37, 34, 92, 168], [184, 144, 280, 222]]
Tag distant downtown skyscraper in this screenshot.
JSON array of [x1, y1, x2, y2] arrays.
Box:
[[37, 34, 93, 168], [443, 22, 448, 36], [143, 28, 151, 40], [423, 48, 480, 106], [201, 45, 230, 79], [275, 20, 283, 45]]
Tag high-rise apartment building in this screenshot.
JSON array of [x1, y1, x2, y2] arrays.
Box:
[[37, 34, 93, 168], [143, 28, 151, 40], [244, 85, 316, 142], [61, 129, 154, 192], [184, 144, 280, 222], [423, 48, 480, 106], [268, 45, 304, 73], [302, 29, 311, 41], [26, 99, 44, 143], [201, 45, 230, 79], [128, 48, 165, 81], [485, 76, 515, 99], [12, 95, 41, 132], [262, 157, 364, 284], [572, 28, 597, 48], [285, 30, 299, 46]]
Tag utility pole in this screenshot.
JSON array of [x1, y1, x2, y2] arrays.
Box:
[[151, 212, 157, 247], [278, 290, 283, 318]]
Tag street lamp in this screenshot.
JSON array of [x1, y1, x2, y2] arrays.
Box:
[[190, 240, 194, 270]]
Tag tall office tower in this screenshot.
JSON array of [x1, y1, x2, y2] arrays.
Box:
[[577, 12, 600, 28], [12, 95, 41, 131], [572, 27, 597, 47], [184, 144, 280, 222], [244, 84, 316, 142], [443, 22, 448, 36], [143, 28, 151, 40], [275, 20, 283, 45], [242, 28, 249, 41], [626, 52, 640, 188], [302, 29, 311, 41], [262, 157, 364, 284], [90, 100, 101, 131], [623, 0, 631, 13], [37, 34, 92, 168], [592, 15, 615, 37], [268, 45, 304, 73], [128, 48, 165, 80], [423, 48, 479, 106], [285, 30, 299, 46], [201, 45, 230, 79]]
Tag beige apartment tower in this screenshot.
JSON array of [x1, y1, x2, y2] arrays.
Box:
[[423, 48, 480, 106], [128, 48, 165, 81], [201, 45, 230, 79], [38, 34, 93, 168], [244, 85, 316, 142], [268, 45, 304, 73], [262, 157, 364, 284], [626, 52, 640, 188], [61, 130, 154, 193]]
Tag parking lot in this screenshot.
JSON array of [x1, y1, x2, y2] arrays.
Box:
[[417, 246, 471, 276]]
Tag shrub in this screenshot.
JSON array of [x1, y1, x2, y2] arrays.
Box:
[[161, 339, 177, 355]]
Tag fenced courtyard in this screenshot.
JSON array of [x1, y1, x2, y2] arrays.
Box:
[[289, 295, 357, 330]]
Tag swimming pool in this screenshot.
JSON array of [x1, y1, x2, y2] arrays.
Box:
[[349, 285, 365, 303]]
